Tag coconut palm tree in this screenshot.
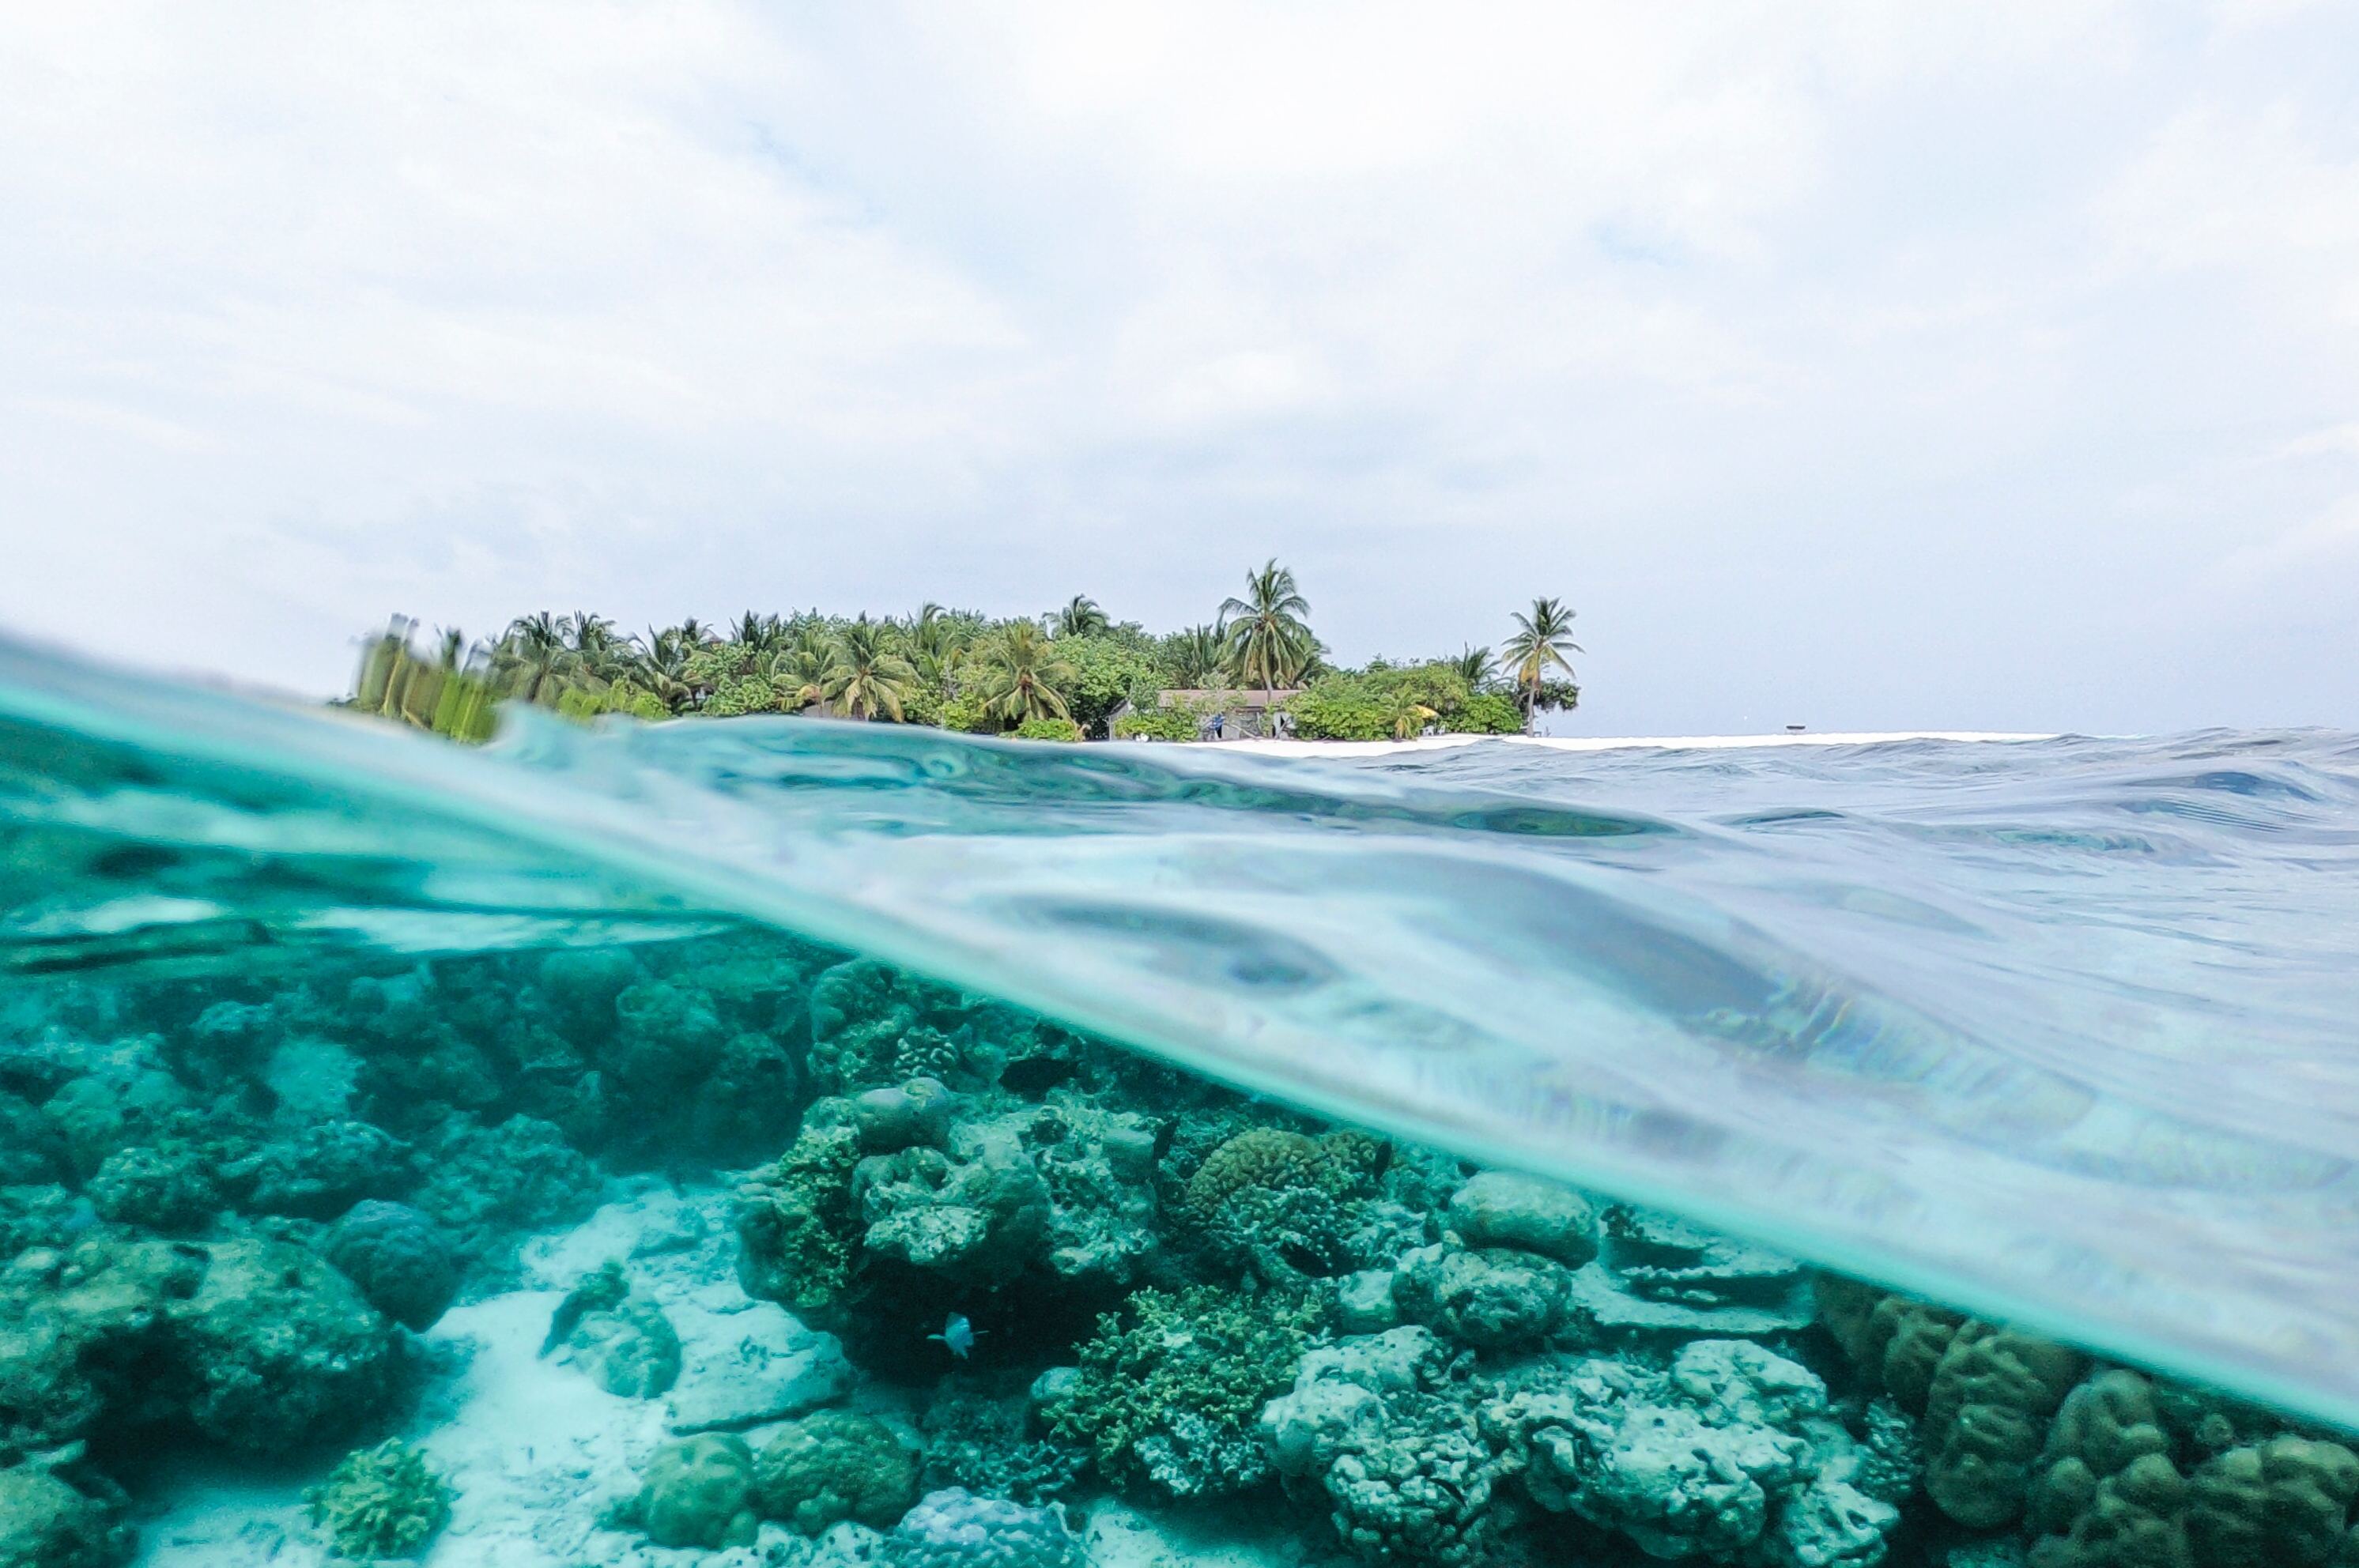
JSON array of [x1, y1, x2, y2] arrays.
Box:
[[495, 612, 579, 706], [1451, 645, 1495, 688], [1165, 624, 1225, 688], [1051, 595, 1110, 638], [1392, 699, 1440, 741], [823, 617, 918, 721], [970, 620, 1078, 726], [1501, 597, 1583, 728], [1220, 560, 1315, 703], [781, 623, 836, 711], [628, 625, 703, 712]]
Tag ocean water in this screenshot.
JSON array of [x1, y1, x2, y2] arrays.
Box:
[[3, 636, 2358, 1568]]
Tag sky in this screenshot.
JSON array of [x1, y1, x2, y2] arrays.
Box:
[[3, 2, 2356, 735]]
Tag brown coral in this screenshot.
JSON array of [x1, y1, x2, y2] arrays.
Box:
[[1183, 1129, 1347, 1225], [1922, 1322, 2088, 1528]]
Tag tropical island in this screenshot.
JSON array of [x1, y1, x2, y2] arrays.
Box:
[[351, 562, 1583, 745]]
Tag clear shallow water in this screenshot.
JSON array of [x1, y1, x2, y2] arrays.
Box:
[[5, 637, 2359, 1566]]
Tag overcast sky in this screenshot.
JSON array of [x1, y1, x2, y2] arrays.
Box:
[[4, 2, 2356, 734]]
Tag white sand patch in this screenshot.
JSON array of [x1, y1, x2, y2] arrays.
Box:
[[1183, 729, 2056, 757], [134, 1182, 850, 1568]]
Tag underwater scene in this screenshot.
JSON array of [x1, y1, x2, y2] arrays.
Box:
[[4, 640, 2359, 1568]]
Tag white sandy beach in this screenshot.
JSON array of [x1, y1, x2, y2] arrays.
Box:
[[1187, 729, 2058, 758]]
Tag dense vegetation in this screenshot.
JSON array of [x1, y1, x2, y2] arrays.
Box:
[[349, 560, 1580, 744]]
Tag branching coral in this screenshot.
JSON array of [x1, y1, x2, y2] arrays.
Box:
[[306, 1439, 451, 1561], [1047, 1284, 1325, 1501], [921, 1385, 1091, 1505]]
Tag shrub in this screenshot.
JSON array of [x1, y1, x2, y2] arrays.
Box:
[[1011, 717, 1084, 742]]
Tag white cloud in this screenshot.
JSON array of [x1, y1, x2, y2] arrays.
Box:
[[2, 1, 2356, 729]]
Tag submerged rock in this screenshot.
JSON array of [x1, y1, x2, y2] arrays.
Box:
[[0, 1463, 131, 1568], [323, 1200, 460, 1331], [664, 1299, 854, 1434], [1445, 1170, 1600, 1266]]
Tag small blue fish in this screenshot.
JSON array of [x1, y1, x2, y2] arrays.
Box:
[[928, 1313, 982, 1359]]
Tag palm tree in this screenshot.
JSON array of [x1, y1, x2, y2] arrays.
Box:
[[495, 612, 579, 705], [1166, 624, 1225, 688], [1392, 699, 1440, 741], [970, 620, 1077, 726], [781, 623, 836, 711], [821, 617, 919, 721], [1051, 595, 1110, 638], [1501, 597, 1583, 729], [1451, 645, 1495, 688], [628, 624, 702, 712], [1220, 559, 1315, 703]]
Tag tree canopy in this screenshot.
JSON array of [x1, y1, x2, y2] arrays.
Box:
[[351, 561, 1580, 742]]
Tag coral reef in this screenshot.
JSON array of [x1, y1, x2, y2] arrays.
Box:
[[0, 1461, 131, 1568], [753, 1408, 922, 1532], [629, 1433, 761, 1549], [305, 1438, 451, 1561], [889, 1487, 1082, 1568], [1047, 1284, 1325, 1500], [323, 1200, 460, 1330], [12, 928, 2359, 1568]]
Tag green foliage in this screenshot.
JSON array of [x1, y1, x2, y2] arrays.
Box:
[[349, 575, 1587, 742], [1284, 662, 1522, 740], [1161, 624, 1226, 687], [1048, 1284, 1326, 1498], [1049, 633, 1168, 738], [938, 691, 996, 734], [307, 1438, 451, 1561], [1051, 595, 1111, 637], [1452, 692, 1524, 733], [1113, 704, 1200, 741], [825, 616, 919, 721], [349, 620, 500, 742], [1011, 717, 1084, 742]]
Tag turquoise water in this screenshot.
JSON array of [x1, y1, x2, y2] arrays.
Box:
[[5, 635, 2359, 1566]]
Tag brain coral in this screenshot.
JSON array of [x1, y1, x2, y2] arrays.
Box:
[[1183, 1129, 1346, 1224]]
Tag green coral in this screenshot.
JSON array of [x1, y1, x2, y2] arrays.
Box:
[[921, 1386, 1090, 1504], [306, 1439, 451, 1562], [633, 1434, 759, 1550], [1815, 1272, 1966, 1415], [735, 1123, 864, 1320], [1922, 1323, 2089, 1528], [1183, 1128, 1351, 1224], [753, 1409, 921, 1533], [1047, 1284, 1324, 1500]]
